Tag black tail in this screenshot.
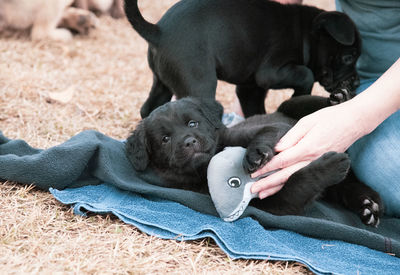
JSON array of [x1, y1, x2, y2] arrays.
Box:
[[124, 0, 161, 45]]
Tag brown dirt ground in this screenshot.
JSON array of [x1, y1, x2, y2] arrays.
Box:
[[1, 0, 333, 274]]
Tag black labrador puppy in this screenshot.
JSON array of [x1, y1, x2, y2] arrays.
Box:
[[124, 0, 361, 118], [126, 96, 382, 226]]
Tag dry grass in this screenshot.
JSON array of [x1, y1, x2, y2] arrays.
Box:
[[1, 0, 333, 273]]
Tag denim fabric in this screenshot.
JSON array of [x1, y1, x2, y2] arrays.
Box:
[[348, 79, 400, 217], [50, 183, 400, 275], [336, 0, 400, 80]]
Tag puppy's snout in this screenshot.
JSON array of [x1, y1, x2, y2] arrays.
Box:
[[184, 137, 198, 148]]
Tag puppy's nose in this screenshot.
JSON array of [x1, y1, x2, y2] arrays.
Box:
[[184, 137, 198, 148]]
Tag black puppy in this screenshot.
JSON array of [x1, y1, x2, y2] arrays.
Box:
[[124, 0, 361, 118], [125, 96, 382, 226]]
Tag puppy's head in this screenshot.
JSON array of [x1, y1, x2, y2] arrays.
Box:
[[311, 11, 361, 96], [126, 97, 224, 187]]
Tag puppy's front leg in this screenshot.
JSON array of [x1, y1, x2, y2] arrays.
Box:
[[242, 126, 288, 173], [221, 123, 289, 173]]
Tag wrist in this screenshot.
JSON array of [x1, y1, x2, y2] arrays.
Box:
[[338, 97, 378, 139]]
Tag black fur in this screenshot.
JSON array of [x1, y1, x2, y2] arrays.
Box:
[[125, 96, 383, 226], [124, 0, 361, 118]]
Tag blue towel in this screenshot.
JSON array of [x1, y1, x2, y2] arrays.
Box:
[[1, 130, 399, 274]]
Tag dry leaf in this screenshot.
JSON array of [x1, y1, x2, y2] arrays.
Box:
[[48, 86, 75, 104]]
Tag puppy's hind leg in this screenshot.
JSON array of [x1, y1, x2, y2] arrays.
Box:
[[324, 171, 383, 227], [140, 75, 173, 118], [252, 152, 350, 215], [163, 61, 218, 104], [236, 84, 267, 118]]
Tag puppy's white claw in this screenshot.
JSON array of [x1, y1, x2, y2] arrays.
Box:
[[372, 202, 379, 212], [362, 208, 371, 217], [367, 214, 375, 226]]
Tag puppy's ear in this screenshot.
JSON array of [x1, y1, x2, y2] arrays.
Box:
[[125, 122, 150, 171], [190, 97, 225, 129], [313, 12, 356, 46]]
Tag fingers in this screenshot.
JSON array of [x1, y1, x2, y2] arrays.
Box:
[[275, 118, 310, 151], [251, 118, 314, 178], [251, 140, 311, 178], [259, 184, 284, 199], [251, 161, 309, 199]]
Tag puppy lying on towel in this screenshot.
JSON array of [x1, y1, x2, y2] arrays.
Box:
[[125, 96, 382, 226], [124, 0, 361, 118]]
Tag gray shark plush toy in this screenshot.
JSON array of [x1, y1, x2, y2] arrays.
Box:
[[207, 147, 277, 222]]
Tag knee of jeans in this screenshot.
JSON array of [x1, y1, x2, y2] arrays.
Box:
[[348, 133, 400, 217]]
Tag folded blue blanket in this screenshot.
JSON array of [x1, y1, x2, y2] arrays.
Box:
[[1, 130, 399, 274]]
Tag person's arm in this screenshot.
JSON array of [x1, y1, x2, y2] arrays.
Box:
[[251, 58, 400, 199]]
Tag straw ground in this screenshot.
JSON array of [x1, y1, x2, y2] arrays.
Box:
[[1, 0, 333, 273]]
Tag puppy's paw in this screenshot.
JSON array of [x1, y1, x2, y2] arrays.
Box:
[[309, 152, 351, 184], [329, 88, 355, 105], [243, 144, 274, 173], [359, 197, 382, 227]]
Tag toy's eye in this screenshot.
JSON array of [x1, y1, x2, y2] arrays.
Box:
[[162, 136, 170, 143], [188, 120, 198, 128], [228, 177, 241, 188]]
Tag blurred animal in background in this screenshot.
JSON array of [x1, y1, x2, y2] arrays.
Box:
[[73, 0, 125, 19], [59, 7, 98, 35], [0, 0, 97, 40]]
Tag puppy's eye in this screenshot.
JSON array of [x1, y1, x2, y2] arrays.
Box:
[[188, 120, 198, 128], [162, 136, 170, 143]]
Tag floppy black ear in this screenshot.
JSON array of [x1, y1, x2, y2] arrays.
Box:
[[189, 97, 225, 129], [125, 122, 150, 171], [313, 12, 356, 46]]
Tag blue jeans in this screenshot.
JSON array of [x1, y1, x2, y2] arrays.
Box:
[[347, 79, 400, 217]]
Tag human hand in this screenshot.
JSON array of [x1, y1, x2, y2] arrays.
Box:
[[250, 102, 369, 199]]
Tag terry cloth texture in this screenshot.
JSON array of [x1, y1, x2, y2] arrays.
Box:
[[1, 130, 399, 274]]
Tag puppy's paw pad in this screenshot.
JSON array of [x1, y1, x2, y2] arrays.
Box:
[[243, 146, 273, 173], [360, 198, 381, 227]]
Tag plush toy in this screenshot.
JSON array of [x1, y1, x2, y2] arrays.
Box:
[[207, 147, 276, 222]]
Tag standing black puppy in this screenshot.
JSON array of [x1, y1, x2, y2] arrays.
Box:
[[124, 0, 361, 118], [125, 96, 382, 226]]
